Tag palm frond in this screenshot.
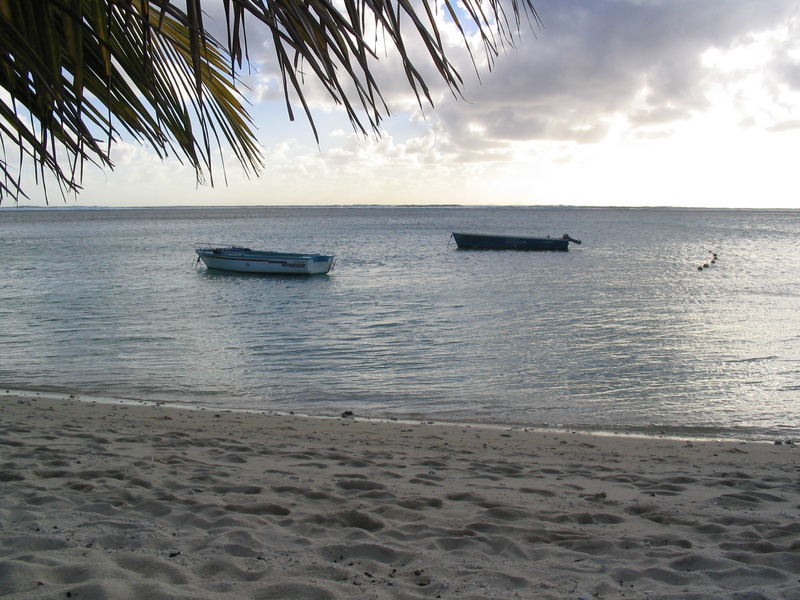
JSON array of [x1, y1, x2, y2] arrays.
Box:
[[0, 0, 539, 203]]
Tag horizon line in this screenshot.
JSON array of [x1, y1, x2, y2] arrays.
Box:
[[2, 203, 799, 211]]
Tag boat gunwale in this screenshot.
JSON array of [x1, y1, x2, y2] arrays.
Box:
[[194, 246, 333, 262]]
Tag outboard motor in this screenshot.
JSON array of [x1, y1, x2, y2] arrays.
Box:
[[562, 233, 582, 245]]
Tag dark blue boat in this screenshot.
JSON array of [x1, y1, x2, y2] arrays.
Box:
[[452, 232, 581, 251]]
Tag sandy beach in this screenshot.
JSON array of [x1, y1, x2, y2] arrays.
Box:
[[1, 394, 798, 600]]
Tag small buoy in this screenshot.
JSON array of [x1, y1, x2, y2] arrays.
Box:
[[711, 259, 716, 264], [698, 266, 703, 271]]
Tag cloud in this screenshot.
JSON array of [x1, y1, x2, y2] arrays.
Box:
[[429, 0, 799, 149], [143, 1, 800, 154], [221, 0, 798, 207], [221, 0, 800, 170]]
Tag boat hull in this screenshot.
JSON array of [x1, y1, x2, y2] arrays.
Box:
[[452, 232, 570, 251], [195, 247, 334, 275]]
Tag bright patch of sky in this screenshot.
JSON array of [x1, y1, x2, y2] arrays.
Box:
[[11, 0, 800, 208]]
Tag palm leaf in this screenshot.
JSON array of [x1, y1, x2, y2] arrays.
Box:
[[0, 0, 539, 203]]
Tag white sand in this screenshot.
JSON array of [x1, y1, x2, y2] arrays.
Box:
[[1, 393, 798, 600]]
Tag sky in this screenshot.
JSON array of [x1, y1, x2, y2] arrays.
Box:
[[15, 0, 800, 208]]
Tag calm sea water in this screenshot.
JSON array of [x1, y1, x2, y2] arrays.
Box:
[[1, 206, 799, 440]]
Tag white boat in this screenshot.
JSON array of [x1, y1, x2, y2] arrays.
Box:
[[195, 245, 334, 275]]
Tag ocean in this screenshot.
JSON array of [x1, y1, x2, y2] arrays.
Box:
[[1, 205, 798, 440]]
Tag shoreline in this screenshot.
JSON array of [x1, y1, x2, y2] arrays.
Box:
[[2, 387, 795, 444], [2, 393, 799, 599]]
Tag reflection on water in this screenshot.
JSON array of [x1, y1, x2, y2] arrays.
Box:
[[1, 206, 799, 439]]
